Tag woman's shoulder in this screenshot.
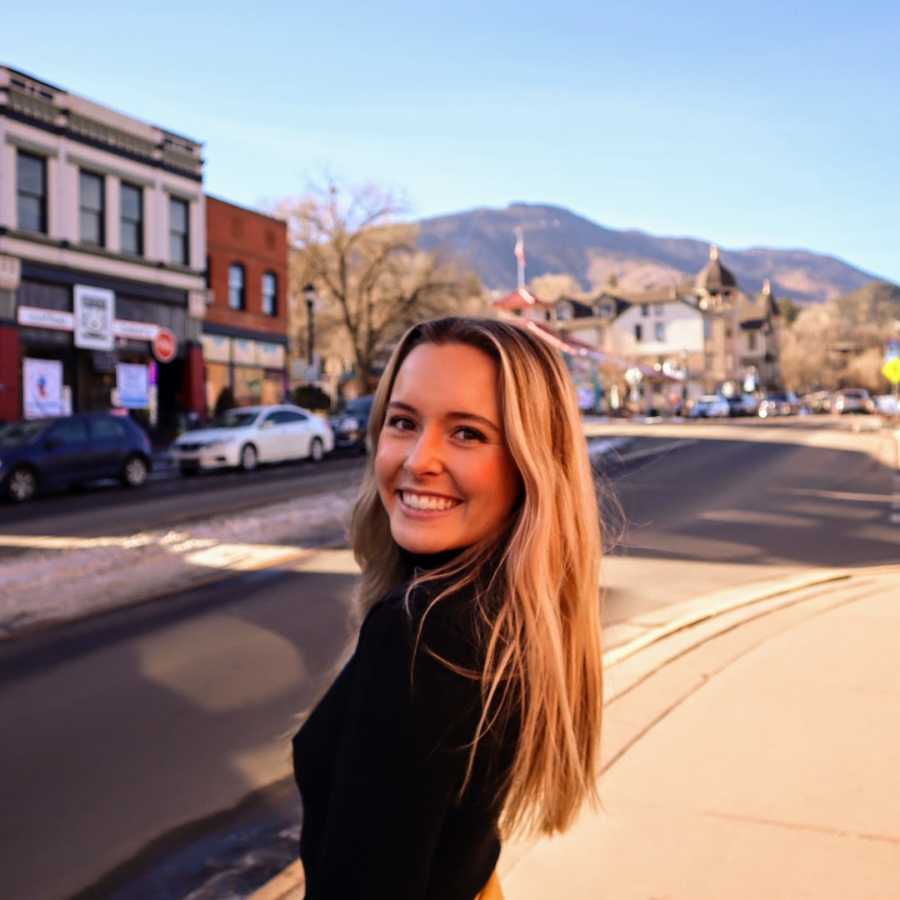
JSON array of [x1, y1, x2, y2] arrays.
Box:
[[361, 579, 484, 670]]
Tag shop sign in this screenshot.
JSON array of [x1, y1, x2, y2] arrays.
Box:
[[232, 338, 256, 366], [201, 334, 232, 363], [74, 285, 115, 351], [116, 363, 150, 409], [255, 341, 285, 369], [153, 327, 177, 364], [114, 319, 159, 342], [17, 306, 75, 332], [23, 358, 65, 419]]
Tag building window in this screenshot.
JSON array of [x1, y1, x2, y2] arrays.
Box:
[[79, 171, 105, 247], [120, 183, 144, 255], [641, 304, 649, 317], [655, 304, 664, 316], [634, 324, 643, 342], [262, 272, 278, 316], [229, 263, 246, 310], [655, 322, 665, 342], [748, 331, 758, 352], [169, 196, 189, 265], [17, 151, 47, 234]]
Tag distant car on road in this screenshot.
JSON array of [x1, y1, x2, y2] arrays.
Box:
[[832, 388, 874, 415], [171, 404, 334, 475], [802, 390, 832, 414], [0, 412, 152, 503], [331, 394, 374, 453], [724, 394, 758, 417], [688, 395, 730, 419], [758, 391, 800, 418]]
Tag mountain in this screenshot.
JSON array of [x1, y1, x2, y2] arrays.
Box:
[[417, 203, 883, 304]]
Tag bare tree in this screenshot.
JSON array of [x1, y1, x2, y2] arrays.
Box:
[[780, 282, 900, 393], [278, 179, 483, 390]]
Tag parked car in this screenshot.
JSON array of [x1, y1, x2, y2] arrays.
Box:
[[832, 388, 874, 415], [0, 412, 152, 503], [724, 394, 758, 417], [874, 394, 899, 416], [171, 404, 334, 474], [331, 394, 374, 453], [802, 390, 833, 414], [688, 395, 730, 419], [758, 391, 800, 418]]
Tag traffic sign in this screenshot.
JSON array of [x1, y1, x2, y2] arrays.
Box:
[[882, 357, 900, 385], [153, 327, 177, 364]]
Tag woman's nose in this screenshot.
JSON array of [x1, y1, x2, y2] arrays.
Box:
[[403, 428, 444, 476]]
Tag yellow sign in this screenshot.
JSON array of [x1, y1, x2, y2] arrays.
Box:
[[882, 357, 900, 385]]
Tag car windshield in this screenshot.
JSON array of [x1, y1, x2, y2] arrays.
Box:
[[0, 421, 51, 447], [209, 410, 260, 429]]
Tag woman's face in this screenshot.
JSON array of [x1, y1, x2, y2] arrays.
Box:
[[375, 341, 520, 555]]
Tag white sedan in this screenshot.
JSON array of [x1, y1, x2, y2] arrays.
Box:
[[171, 405, 334, 474], [688, 395, 730, 419]]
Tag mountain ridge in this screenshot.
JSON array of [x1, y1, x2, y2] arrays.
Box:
[[416, 202, 884, 303]]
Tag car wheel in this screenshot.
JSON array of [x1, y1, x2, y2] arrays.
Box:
[[309, 437, 324, 463], [7, 465, 37, 503], [239, 443, 258, 472], [121, 455, 149, 488]]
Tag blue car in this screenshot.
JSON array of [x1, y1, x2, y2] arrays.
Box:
[[0, 413, 152, 503]]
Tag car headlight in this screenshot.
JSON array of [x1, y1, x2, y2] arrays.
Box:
[[341, 416, 360, 432], [208, 438, 237, 449]]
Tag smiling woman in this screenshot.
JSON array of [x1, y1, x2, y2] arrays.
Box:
[[291, 316, 604, 900]]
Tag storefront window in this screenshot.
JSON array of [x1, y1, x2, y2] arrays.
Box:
[[206, 362, 231, 415], [233, 366, 264, 406]]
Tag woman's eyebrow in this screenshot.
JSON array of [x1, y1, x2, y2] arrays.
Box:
[[388, 400, 500, 433]]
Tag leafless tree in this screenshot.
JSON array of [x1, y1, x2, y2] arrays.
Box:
[[277, 179, 483, 390]]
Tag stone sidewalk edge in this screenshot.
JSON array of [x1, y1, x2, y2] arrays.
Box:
[[247, 566, 853, 900]]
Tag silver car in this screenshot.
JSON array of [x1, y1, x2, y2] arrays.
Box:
[[171, 405, 334, 474]]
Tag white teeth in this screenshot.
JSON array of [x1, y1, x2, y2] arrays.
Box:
[[401, 491, 458, 511]]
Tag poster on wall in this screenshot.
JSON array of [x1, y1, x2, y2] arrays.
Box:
[[115, 363, 150, 409], [23, 358, 65, 419], [74, 285, 115, 350]]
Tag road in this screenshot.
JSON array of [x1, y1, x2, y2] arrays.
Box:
[[1, 420, 898, 899]]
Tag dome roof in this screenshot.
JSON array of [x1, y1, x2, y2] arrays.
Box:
[[695, 245, 737, 293]]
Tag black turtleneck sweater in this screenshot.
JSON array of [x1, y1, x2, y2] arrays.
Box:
[[292, 554, 517, 900]]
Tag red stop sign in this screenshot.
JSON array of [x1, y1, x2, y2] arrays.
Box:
[[153, 327, 177, 363]]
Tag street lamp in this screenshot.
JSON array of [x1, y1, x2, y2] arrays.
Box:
[[303, 283, 318, 369]]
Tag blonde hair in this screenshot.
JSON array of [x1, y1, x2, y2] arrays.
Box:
[[350, 316, 603, 838]]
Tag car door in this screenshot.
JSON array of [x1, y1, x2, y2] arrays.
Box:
[[39, 417, 95, 487], [256, 410, 288, 462], [283, 410, 314, 459], [88, 415, 130, 478]]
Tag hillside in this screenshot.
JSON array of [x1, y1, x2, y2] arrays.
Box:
[[417, 203, 882, 303]]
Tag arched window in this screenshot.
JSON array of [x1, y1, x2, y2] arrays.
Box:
[[262, 271, 278, 316], [228, 263, 245, 310]]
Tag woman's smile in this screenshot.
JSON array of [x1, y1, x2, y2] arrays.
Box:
[[397, 489, 464, 515]]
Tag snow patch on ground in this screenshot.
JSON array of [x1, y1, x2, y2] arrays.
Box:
[[0, 486, 358, 638]]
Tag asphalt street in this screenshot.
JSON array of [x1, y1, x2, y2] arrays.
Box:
[[1, 421, 898, 900]]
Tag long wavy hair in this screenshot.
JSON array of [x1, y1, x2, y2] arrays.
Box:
[[350, 316, 603, 838]]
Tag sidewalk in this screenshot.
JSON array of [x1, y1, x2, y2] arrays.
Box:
[[502, 566, 900, 899]]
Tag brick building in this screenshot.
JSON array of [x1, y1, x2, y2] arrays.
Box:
[[0, 65, 207, 434], [203, 196, 289, 414]]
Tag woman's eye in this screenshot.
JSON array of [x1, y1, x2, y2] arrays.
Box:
[[386, 415, 416, 432], [454, 426, 486, 443]]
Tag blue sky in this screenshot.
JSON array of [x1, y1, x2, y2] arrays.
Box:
[[4, 1, 898, 282]]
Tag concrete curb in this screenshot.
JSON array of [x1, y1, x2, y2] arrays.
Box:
[[248, 566, 864, 900]]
